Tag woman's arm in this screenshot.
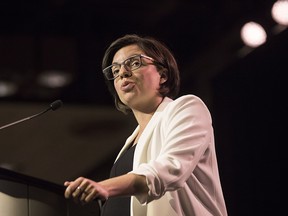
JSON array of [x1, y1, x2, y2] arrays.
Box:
[[64, 173, 148, 203]]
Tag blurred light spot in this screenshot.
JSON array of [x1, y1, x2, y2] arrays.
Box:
[[272, 0, 288, 26], [37, 70, 73, 88], [0, 81, 18, 97], [240, 22, 267, 48]]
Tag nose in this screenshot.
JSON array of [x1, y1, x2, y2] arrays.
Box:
[[119, 65, 132, 79]]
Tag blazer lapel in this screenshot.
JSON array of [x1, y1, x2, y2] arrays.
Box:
[[133, 97, 172, 167]]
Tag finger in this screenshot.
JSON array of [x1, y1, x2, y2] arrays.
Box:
[[65, 183, 82, 198], [64, 185, 75, 199], [64, 182, 75, 198], [74, 179, 91, 198], [80, 190, 89, 202], [64, 181, 71, 187], [72, 185, 84, 198], [79, 184, 92, 202], [85, 190, 97, 203], [64, 181, 73, 198], [65, 177, 84, 198]]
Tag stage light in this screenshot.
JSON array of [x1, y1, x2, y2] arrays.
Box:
[[272, 0, 288, 26], [240, 22, 267, 48], [0, 81, 18, 97], [37, 70, 73, 88]]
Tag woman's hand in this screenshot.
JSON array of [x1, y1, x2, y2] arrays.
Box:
[[64, 174, 148, 205], [64, 177, 109, 204]]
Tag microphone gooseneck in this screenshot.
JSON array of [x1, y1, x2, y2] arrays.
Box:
[[0, 100, 63, 131]]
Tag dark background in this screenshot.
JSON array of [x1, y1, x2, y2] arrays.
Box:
[[0, 1, 287, 215]]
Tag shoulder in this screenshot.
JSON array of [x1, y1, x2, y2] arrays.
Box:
[[174, 94, 204, 103], [163, 94, 212, 121], [166, 94, 208, 110]]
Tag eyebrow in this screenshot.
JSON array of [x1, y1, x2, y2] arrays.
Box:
[[112, 54, 142, 65]]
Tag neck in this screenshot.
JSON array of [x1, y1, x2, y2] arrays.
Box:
[[131, 96, 164, 145], [131, 108, 154, 146], [132, 97, 163, 124]]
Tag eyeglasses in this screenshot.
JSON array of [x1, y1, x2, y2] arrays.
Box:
[[103, 54, 160, 80]]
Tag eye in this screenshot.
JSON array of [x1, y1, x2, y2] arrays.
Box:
[[111, 65, 120, 76], [129, 58, 141, 69]]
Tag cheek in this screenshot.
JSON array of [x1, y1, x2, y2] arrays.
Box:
[[144, 73, 161, 88], [114, 81, 121, 94]]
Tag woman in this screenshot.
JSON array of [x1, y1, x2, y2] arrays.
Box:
[[64, 34, 227, 216]]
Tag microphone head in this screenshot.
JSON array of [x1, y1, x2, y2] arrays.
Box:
[[50, 100, 63, 111]]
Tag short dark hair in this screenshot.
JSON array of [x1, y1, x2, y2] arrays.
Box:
[[102, 34, 180, 114]]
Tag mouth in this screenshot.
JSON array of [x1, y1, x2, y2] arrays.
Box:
[[120, 80, 135, 92]]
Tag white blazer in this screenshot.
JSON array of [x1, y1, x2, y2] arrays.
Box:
[[115, 95, 227, 216]]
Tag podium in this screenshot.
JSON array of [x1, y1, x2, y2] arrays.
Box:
[[0, 167, 100, 216]]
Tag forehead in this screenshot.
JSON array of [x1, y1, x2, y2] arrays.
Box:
[[112, 45, 143, 63]]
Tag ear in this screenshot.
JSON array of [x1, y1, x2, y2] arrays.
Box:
[[159, 71, 168, 84]]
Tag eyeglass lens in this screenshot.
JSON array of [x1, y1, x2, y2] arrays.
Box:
[[106, 55, 142, 80]]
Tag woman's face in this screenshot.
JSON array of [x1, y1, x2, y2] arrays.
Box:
[[113, 45, 165, 113]]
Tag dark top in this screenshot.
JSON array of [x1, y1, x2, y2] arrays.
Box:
[[101, 144, 136, 216]]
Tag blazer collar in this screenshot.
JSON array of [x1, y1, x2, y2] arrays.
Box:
[[115, 97, 173, 162]]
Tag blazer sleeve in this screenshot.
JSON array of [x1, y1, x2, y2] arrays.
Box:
[[130, 95, 214, 204]]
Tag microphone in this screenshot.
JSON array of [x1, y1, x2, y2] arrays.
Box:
[[0, 100, 63, 131]]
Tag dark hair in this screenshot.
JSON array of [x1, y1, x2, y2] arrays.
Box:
[[102, 34, 180, 114]]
